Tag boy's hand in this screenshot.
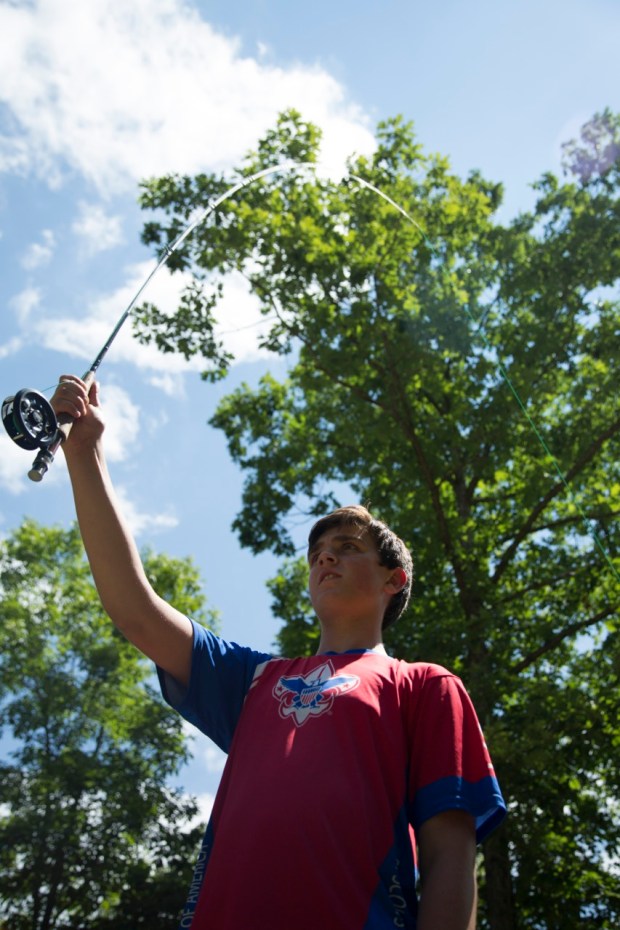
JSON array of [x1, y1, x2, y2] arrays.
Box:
[[51, 374, 104, 452]]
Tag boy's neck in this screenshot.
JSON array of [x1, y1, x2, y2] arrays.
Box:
[[316, 629, 388, 656]]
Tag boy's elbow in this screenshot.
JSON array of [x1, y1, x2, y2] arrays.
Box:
[[98, 587, 157, 640]]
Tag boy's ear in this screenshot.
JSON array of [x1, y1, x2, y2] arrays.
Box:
[[386, 568, 407, 594]]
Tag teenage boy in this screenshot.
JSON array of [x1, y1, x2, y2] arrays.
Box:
[[52, 374, 506, 930]]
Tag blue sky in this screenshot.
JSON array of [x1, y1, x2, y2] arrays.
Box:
[[1, 0, 618, 818]]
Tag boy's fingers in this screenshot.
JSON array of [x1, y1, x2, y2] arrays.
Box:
[[58, 373, 87, 390], [53, 375, 91, 418]]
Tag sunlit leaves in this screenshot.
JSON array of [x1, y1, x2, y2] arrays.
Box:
[[0, 520, 213, 928]]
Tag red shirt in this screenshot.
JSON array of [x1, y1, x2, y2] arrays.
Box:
[[159, 624, 506, 929]]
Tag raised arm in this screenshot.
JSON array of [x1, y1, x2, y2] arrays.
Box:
[[52, 375, 193, 687]]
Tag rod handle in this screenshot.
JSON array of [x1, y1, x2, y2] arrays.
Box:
[[28, 370, 96, 482]]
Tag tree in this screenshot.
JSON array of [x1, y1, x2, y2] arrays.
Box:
[[135, 111, 620, 928], [0, 520, 216, 929]]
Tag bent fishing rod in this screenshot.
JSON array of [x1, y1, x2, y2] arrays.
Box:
[[2, 162, 322, 482]]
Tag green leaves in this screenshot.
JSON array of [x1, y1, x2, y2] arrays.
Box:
[[133, 282, 233, 382], [0, 520, 211, 928]]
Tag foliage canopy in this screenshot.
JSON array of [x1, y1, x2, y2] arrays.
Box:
[[0, 520, 214, 929]]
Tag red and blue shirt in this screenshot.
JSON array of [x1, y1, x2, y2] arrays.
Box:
[[158, 620, 506, 929]]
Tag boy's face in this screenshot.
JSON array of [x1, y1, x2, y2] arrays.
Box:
[[307, 523, 395, 621]]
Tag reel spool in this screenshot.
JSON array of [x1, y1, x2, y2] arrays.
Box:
[[2, 389, 59, 451]]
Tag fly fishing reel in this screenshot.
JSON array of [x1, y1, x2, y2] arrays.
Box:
[[2, 380, 92, 481], [2, 388, 64, 482], [2, 389, 59, 451]]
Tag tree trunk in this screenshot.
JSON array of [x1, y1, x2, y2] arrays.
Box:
[[483, 827, 517, 930], [40, 843, 65, 930]]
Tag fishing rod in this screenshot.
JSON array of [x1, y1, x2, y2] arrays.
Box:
[[2, 161, 314, 482]]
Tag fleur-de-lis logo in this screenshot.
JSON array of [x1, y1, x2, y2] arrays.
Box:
[[273, 660, 360, 727]]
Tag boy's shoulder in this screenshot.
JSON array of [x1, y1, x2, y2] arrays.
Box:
[[388, 655, 459, 683]]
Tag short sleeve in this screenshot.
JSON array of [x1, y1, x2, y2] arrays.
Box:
[[156, 618, 273, 753], [407, 668, 506, 843]]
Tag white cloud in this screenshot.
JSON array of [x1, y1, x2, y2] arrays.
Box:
[[27, 260, 276, 386], [0, 336, 23, 359], [72, 201, 124, 254], [0, 0, 374, 193], [21, 229, 55, 269], [147, 371, 186, 397], [9, 286, 41, 325], [0, 431, 65, 495], [0, 434, 33, 495], [30, 260, 200, 378], [202, 742, 226, 774], [186, 791, 215, 830], [96, 383, 140, 462], [181, 718, 197, 746], [214, 270, 276, 364], [0, 0, 376, 390], [0, 0, 376, 393], [160, 788, 214, 833], [115, 484, 178, 537]]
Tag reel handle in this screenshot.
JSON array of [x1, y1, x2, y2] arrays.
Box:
[[28, 371, 96, 482]]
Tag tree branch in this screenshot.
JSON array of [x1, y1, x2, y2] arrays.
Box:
[[499, 507, 620, 543], [513, 602, 620, 673], [497, 565, 582, 604], [253, 281, 390, 412], [492, 413, 620, 584]]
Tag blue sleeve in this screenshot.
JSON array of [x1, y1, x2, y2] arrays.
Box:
[[156, 618, 273, 753]]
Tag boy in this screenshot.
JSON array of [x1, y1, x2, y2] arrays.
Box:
[[52, 374, 506, 930]]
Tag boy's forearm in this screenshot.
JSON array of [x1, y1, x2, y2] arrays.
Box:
[[417, 862, 477, 930], [64, 440, 158, 634], [51, 375, 193, 685], [64, 435, 194, 686], [417, 810, 478, 930]]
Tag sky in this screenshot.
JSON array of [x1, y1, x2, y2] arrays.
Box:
[[1, 0, 618, 824]]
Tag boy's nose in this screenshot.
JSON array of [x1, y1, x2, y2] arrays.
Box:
[[318, 548, 336, 565]]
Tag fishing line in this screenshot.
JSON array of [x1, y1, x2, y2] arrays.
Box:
[[3, 161, 618, 587]]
